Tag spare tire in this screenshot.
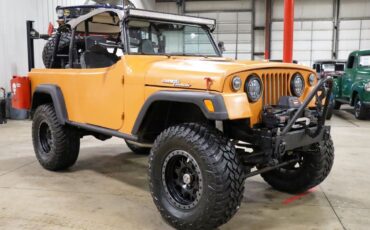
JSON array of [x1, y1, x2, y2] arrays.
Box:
[[42, 33, 71, 68]]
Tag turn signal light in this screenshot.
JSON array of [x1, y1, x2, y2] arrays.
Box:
[[204, 100, 215, 112]]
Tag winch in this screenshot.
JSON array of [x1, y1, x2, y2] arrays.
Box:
[[262, 96, 316, 129]]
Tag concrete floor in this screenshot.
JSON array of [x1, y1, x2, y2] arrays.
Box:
[[0, 105, 370, 230]]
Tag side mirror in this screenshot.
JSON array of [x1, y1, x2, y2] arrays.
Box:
[[218, 41, 225, 54]]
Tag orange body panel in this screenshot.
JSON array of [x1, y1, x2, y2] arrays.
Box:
[[29, 55, 317, 135]]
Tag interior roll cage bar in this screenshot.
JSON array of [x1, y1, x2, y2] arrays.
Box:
[[27, 8, 218, 70]]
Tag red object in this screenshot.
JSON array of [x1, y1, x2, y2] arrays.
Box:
[[204, 77, 213, 91], [283, 0, 294, 63], [11, 76, 31, 110], [282, 187, 316, 205], [48, 22, 54, 36]]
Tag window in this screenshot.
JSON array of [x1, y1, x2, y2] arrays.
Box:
[[347, 55, 355, 69], [69, 11, 123, 69], [359, 55, 370, 68], [127, 20, 219, 57], [335, 63, 345, 71], [322, 64, 335, 72]]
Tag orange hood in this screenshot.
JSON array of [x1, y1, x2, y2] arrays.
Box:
[[124, 55, 314, 92]]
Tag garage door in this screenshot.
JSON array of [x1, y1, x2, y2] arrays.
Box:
[[270, 20, 333, 67], [187, 11, 252, 60], [338, 20, 370, 60]]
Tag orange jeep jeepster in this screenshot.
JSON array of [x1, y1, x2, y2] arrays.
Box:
[[29, 7, 335, 230]]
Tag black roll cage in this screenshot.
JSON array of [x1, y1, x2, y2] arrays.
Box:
[[48, 8, 220, 68]]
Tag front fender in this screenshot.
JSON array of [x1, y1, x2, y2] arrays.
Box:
[[131, 91, 252, 135], [131, 91, 228, 135], [351, 81, 370, 103]]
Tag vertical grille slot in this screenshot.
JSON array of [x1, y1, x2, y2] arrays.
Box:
[[261, 72, 290, 105]]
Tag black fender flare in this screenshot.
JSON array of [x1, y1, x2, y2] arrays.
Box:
[[31, 84, 68, 125], [131, 91, 229, 135]]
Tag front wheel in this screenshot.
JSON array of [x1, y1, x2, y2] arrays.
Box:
[[326, 103, 334, 120], [149, 123, 246, 230], [354, 96, 369, 120], [260, 135, 334, 194], [333, 101, 341, 110]]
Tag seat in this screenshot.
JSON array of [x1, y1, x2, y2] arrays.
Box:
[[139, 39, 155, 54], [80, 36, 119, 69]]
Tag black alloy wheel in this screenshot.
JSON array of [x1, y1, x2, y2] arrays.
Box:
[[39, 122, 53, 154], [162, 150, 203, 210]]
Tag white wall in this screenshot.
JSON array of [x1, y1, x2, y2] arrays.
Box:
[[269, 0, 335, 66], [0, 0, 89, 92], [1, 0, 369, 92], [0, 0, 154, 92]]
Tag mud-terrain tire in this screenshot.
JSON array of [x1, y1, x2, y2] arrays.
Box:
[[326, 103, 333, 120], [42, 33, 71, 68], [354, 96, 369, 120], [333, 101, 341, 110], [125, 140, 150, 155], [260, 135, 334, 194], [149, 123, 246, 230], [32, 104, 80, 171]]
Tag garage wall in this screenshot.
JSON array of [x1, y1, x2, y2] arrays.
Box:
[[270, 0, 334, 67], [337, 20, 370, 60], [156, 1, 253, 60], [0, 0, 154, 92], [0, 0, 86, 91], [270, 20, 334, 66], [154, 0, 370, 66], [337, 0, 370, 60]]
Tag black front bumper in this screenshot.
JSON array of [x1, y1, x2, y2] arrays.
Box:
[[252, 78, 333, 156], [279, 126, 330, 151]]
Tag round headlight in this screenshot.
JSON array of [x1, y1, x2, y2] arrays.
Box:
[[291, 73, 305, 97], [245, 75, 262, 102], [231, 76, 242, 91], [364, 82, 370, 92], [308, 73, 316, 86]]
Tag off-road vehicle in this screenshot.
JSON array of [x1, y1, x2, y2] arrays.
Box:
[[313, 59, 346, 80], [332, 50, 370, 119], [29, 6, 335, 230], [312, 59, 346, 119]]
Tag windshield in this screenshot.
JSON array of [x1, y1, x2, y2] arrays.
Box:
[[322, 64, 335, 72], [359, 55, 370, 67], [335, 63, 345, 71], [126, 19, 219, 57]]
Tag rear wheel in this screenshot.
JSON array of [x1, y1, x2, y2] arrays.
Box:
[[149, 123, 246, 230], [354, 96, 368, 120], [32, 104, 80, 171], [260, 135, 334, 194]]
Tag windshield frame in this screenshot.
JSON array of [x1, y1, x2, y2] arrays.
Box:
[[123, 17, 222, 57]]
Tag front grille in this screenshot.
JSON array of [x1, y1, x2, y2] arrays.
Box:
[[261, 73, 291, 105]]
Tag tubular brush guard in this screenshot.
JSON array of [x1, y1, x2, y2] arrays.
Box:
[[274, 78, 333, 155]]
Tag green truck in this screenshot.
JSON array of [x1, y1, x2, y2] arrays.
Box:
[[333, 50, 370, 119]]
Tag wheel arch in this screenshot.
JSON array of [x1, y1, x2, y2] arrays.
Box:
[[351, 90, 359, 106], [131, 91, 229, 141], [31, 84, 68, 125]]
